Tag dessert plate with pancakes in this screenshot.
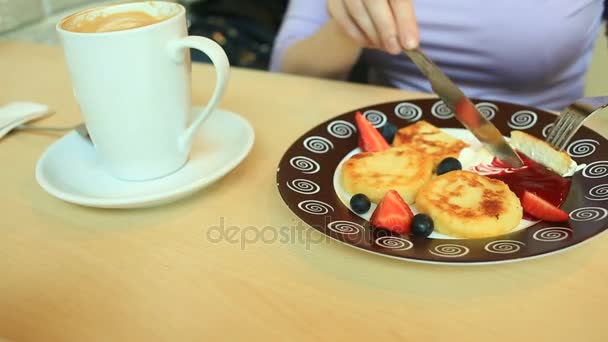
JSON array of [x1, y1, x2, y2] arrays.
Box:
[[276, 99, 608, 264]]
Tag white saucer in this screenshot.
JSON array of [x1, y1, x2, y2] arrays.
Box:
[[35, 108, 254, 209]]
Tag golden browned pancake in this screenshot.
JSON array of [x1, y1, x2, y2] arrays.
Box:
[[341, 146, 433, 204], [393, 120, 469, 169], [509, 130, 573, 176], [415, 171, 522, 238]]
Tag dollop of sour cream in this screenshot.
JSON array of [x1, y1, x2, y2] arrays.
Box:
[[457, 146, 494, 171]]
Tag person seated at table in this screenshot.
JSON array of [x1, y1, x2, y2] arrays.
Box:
[[269, 0, 607, 111]]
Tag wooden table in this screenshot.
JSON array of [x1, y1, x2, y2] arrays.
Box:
[[1, 41, 607, 341]]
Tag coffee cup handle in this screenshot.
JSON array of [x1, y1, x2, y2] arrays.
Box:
[[167, 36, 230, 152]]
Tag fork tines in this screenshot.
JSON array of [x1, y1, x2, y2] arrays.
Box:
[[545, 96, 608, 151]]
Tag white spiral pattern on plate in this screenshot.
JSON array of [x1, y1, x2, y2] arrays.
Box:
[[567, 139, 599, 158], [286, 179, 320, 195], [484, 240, 525, 254], [297, 200, 334, 215], [429, 244, 470, 258], [475, 102, 498, 121], [431, 100, 454, 119], [327, 221, 364, 235], [569, 207, 608, 222], [394, 102, 423, 122], [363, 110, 387, 128], [585, 184, 608, 201], [532, 227, 573, 242], [289, 156, 320, 174], [542, 123, 554, 138], [303, 136, 334, 154], [507, 110, 538, 130], [375, 236, 414, 250], [327, 120, 357, 139], [583, 161, 608, 179]]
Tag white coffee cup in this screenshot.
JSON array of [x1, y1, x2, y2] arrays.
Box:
[[57, 1, 229, 181]]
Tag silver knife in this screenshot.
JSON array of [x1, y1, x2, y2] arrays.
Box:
[[404, 48, 524, 168]]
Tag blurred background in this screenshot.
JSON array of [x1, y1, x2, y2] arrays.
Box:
[[0, 0, 605, 96], [0, 0, 287, 69]]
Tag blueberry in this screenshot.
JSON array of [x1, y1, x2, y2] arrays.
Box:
[[380, 122, 398, 144], [411, 214, 434, 237], [350, 193, 371, 214], [436, 157, 462, 175]]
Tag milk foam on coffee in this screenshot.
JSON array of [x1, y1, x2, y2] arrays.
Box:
[[61, 7, 172, 33]]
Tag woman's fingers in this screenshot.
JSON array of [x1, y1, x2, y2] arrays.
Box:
[[389, 0, 419, 49], [327, 0, 370, 46], [327, 0, 419, 52], [362, 0, 400, 54], [343, 0, 381, 47]]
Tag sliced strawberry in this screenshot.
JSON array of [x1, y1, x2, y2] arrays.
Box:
[[355, 111, 390, 152], [521, 191, 569, 222], [370, 190, 414, 234]]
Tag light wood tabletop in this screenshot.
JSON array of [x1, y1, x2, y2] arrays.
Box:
[[1, 41, 607, 341]]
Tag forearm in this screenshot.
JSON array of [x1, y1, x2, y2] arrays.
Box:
[[280, 20, 363, 79]]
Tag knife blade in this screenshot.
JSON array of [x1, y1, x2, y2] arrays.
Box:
[[404, 48, 524, 168]]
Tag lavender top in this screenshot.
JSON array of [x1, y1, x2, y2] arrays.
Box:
[[270, 0, 606, 111]]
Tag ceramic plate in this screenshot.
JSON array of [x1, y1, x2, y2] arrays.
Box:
[[276, 99, 608, 264]]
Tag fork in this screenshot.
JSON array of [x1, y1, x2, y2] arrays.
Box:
[[545, 96, 608, 151]]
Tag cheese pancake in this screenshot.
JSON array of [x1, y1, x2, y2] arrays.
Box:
[[393, 120, 469, 168], [341, 146, 433, 204], [415, 171, 522, 238], [509, 130, 573, 176]]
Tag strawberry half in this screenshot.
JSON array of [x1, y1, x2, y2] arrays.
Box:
[[355, 111, 390, 152], [370, 190, 414, 234], [521, 191, 569, 222]]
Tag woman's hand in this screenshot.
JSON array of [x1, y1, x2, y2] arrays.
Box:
[[327, 0, 419, 55]]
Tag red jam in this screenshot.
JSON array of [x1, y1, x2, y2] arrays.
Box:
[[471, 153, 571, 220]]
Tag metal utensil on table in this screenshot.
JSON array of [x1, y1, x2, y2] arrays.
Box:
[[545, 96, 608, 151], [404, 48, 524, 168], [16, 122, 90, 141]]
